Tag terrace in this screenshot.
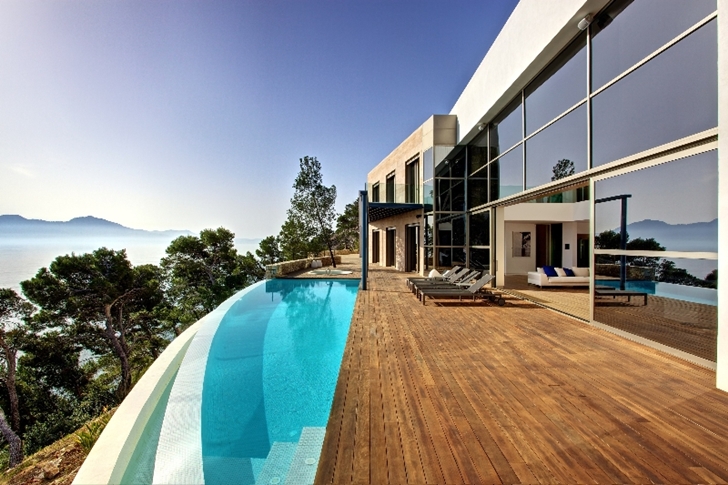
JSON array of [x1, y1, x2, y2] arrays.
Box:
[[313, 261, 728, 484]]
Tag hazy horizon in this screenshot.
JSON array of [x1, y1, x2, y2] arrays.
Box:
[[0, 0, 519, 238]]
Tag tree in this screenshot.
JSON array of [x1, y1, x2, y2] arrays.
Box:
[[286, 156, 338, 267], [625, 237, 665, 268], [0, 406, 21, 467], [278, 218, 318, 261], [162, 228, 262, 332], [0, 289, 33, 434], [256, 236, 282, 266], [551, 159, 575, 181], [335, 199, 359, 251], [21, 248, 162, 401], [594, 230, 623, 253]]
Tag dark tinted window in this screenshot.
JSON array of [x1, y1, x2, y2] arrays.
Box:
[[490, 98, 522, 157], [489, 145, 523, 201], [525, 35, 586, 135], [591, 0, 716, 91], [592, 20, 717, 166], [526, 104, 587, 189], [469, 211, 490, 247]]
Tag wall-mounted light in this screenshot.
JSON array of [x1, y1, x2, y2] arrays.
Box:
[[578, 14, 592, 31], [478, 123, 486, 131]]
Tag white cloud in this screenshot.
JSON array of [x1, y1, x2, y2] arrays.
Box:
[[4, 164, 35, 178]]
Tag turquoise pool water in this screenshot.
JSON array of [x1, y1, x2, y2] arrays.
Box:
[[200, 278, 358, 484], [596, 279, 717, 306]]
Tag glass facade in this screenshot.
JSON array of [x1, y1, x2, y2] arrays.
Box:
[[590, 0, 716, 91], [371, 0, 719, 345], [525, 34, 586, 136], [526, 104, 587, 189], [594, 150, 717, 361], [592, 19, 718, 166]]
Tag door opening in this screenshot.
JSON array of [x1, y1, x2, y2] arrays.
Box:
[[405, 225, 419, 272]]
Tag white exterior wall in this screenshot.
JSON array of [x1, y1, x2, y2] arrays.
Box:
[[717, 0, 727, 392]]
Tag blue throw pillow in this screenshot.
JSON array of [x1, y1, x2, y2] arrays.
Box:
[[542, 266, 558, 277], [563, 268, 575, 277]]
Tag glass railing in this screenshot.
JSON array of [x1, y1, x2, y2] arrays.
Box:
[[365, 183, 421, 204]]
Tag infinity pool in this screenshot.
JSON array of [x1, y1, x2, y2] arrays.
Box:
[[124, 278, 358, 485]]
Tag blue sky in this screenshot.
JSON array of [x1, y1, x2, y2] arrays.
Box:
[[0, 0, 518, 238]]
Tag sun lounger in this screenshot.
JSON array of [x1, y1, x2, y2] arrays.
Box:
[[418, 274, 503, 306], [410, 270, 481, 294], [406, 266, 467, 291]]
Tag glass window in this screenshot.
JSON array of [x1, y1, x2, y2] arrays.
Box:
[[490, 98, 522, 158], [423, 182, 434, 212], [591, 0, 716, 91], [451, 179, 465, 212], [525, 34, 586, 136], [452, 216, 466, 246], [595, 150, 717, 254], [436, 179, 450, 211], [405, 159, 419, 203], [423, 148, 433, 181], [438, 248, 452, 268], [386, 173, 395, 202], [469, 248, 491, 271], [435, 146, 465, 178], [489, 145, 523, 201], [467, 177, 488, 210], [371, 183, 379, 202], [594, 256, 717, 362], [525, 104, 587, 190], [467, 131, 488, 175], [425, 247, 434, 270], [452, 248, 466, 267], [469, 211, 490, 247], [424, 214, 434, 246], [592, 20, 717, 167], [436, 216, 452, 246]]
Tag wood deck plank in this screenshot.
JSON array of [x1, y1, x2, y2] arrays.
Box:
[[314, 267, 728, 484]]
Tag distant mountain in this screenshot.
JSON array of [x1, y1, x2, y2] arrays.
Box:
[[624, 218, 717, 252], [0, 215, 193, 239]]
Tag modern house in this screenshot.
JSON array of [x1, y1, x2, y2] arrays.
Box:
[[363, 0, 727, 392]]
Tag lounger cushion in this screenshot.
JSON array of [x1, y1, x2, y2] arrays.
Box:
[[428, 269, 441, 278], [563, 267, 575, 277], [542, 266, 558, 277]]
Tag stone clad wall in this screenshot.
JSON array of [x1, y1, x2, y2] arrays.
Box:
[[265, 256, 342, 278]]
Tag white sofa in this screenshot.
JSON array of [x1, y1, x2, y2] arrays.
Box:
[[527, 267, 589, 287]]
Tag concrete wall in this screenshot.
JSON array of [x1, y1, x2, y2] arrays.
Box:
[[717, 0, 727, 392], [450, 0, 610, 144]]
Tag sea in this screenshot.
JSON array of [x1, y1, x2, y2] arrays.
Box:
[[0, 236, 260, 293]]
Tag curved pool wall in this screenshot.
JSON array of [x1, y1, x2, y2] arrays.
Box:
[[72, 282, 257, 485]]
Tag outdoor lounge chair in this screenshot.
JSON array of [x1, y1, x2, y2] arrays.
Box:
[[418, 274, 504, 306], [406, 266, 467, 291], [410, 270, 481, 294]]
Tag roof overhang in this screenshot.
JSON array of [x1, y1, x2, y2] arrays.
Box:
[[367, 203, 423, 223]]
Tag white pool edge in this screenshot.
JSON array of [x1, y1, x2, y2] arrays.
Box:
[[72, 281, 265, 485]]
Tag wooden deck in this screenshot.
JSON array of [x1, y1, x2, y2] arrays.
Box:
[[315, 267, 728, 484]]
